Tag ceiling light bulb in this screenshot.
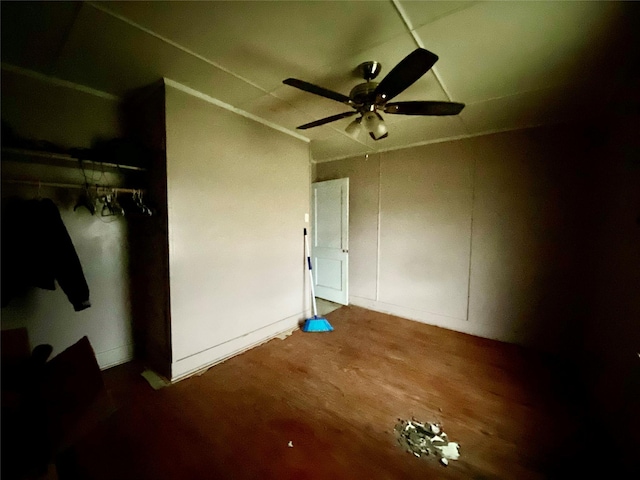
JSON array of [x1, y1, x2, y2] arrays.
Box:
[[345, 118, 363, 139], [373, 119, 388, 138], [362, 111, 379, 132]]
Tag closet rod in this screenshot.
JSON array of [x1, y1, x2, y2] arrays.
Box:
[[2, 178, 144, 194]]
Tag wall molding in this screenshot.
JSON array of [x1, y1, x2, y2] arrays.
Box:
[[312, 122, 561, 164], [349, 295, 518, 345], [1, 62, 119, 101]]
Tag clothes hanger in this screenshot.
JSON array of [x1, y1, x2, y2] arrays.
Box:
[[100, 189, 124, 217], [133, 190, 152, 216], [74, 183, 96, 215]]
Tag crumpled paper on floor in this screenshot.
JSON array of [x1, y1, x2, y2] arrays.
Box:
[[394, 419, 460, 466]]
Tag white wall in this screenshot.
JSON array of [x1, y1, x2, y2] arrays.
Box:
[[315, 125, 588, 352], [379, 142, 473, 320], [1, 67, 134, 369], [163, 84, 310, 380]]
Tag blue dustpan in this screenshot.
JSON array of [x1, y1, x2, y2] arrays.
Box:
[[302, 315, 334, 332]]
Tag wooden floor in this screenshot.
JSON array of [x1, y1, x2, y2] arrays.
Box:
[[71, 306, 591, 479]]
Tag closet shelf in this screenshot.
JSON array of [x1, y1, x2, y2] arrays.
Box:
[[1, 147, 147, 172], [1, 178, 145, 194]]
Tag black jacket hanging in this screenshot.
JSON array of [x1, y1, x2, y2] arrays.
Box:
[[1, 197, 91, 311]]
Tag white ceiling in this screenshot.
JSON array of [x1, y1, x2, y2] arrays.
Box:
[[2, 1, 639, 161]]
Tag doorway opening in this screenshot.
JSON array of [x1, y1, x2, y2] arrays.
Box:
[[311, 178, 349, 306]]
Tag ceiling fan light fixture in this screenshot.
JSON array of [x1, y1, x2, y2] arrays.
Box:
[[362, 111, 378, 131], [363, 111, 387, 139], [345, 118, 363, 138], [369, 131, 388, 141], [372, 119, 387, 139]]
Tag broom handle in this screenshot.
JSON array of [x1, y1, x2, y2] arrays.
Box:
[[304, 228, 319, 318]]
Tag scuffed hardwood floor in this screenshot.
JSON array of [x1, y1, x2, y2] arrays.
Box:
[[71, 306, 590, 479]]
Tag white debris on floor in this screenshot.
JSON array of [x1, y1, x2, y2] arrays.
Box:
[[394, 419, 460, 466], [141, 369, 170, 390], [276, 329, 295, 340]]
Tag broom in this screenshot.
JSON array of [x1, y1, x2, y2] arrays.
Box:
[[302, 228, 334, 332]]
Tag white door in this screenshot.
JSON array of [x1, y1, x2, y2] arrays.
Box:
[[312, 178, 349, 305]]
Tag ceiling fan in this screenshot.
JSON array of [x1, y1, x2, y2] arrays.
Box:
[[283, 48, 464, 140]]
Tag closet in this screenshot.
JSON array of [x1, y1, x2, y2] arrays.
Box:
[[2, 68, 310, 381], [1, 67, 144, 369]]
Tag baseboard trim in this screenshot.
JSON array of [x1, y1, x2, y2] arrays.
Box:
[[95, 343, 135, 370], [349, 295, 516, 344], [170, 312, 302, 382]]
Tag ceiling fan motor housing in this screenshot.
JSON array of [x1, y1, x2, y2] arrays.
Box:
[[349, 82, 379, 110]]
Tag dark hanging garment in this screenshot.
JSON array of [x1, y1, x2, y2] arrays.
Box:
[[1, 198, 91, 311]]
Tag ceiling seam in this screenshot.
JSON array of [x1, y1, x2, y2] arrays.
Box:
[[47, 1, 84, 75], [88, 2, 311, 143], [87, 1, 272, 97], [265, 92, 365, 145], [390, 0, 454, 103], [164, 78, 309, 143]]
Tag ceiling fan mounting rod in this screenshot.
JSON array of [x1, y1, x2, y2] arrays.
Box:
[[357, 61, 382, 81]]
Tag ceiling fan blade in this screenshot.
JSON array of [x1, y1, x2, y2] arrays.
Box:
[[374, 48, 439, 103], [283, 78, 353, 106], [384, 101, 465, 116], [297, 111, 357, 130]]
